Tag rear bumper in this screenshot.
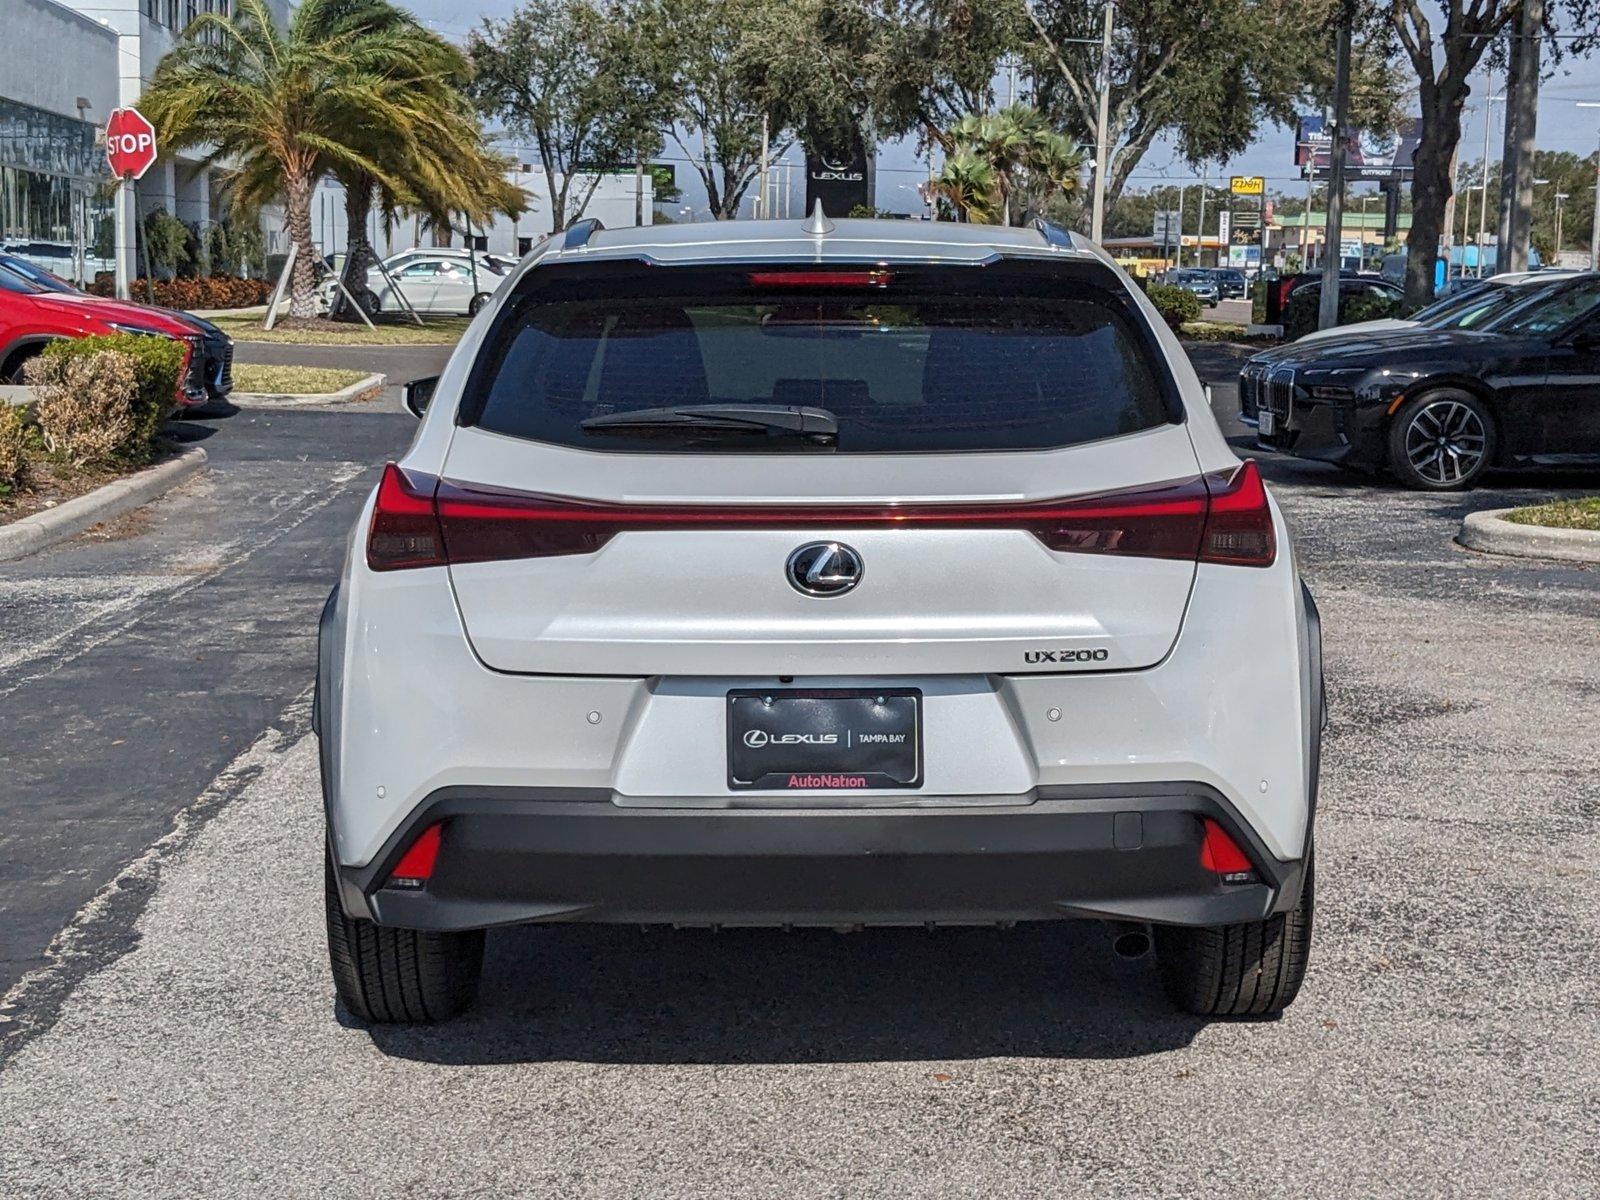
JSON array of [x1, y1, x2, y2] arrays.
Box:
[[333, 784, 1308, 932]]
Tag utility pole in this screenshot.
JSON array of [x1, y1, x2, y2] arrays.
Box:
[[1090, 0, 1115, 243], [1554, 191, 1567, 254], [1500, 0, 1544, 272], [1580, 103, 1600, 269], [1196, 162, 1208, 268], [1175, 184, 1187, 266], [1317, 1, 1352, 332], [1476, 67, 1501, 277], [757, 115, 770, 219]]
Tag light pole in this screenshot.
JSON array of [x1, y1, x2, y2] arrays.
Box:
[[1476, 70, 1504, 276], [1578, 102, 1600, 271], [1089, 0, 1115, 243], [1360, 193, 1372, 266]]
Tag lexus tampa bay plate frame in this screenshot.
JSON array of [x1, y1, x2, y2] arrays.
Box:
[[725, 687, 924, 791]]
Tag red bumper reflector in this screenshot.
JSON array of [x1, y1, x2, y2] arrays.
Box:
[[1199, 818, 1253, 875], [389, 823, 442, 883]]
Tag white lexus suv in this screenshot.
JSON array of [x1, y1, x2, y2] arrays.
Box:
[[317, 212, 1323, 1023]]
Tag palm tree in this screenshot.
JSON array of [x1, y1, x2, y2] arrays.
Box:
[[932, 105, 1081, 225], [308, 2, 522, 319], [143, 0, 502, 318], [931, 151, 1000, 224]]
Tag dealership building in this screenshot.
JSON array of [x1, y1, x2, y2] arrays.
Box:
[[0, 0, 288, 287]]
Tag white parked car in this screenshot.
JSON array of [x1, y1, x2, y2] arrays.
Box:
[[318, 213, 1323, 1023], [1295, 269, 1584, 346], [321, 250, 516, 317]]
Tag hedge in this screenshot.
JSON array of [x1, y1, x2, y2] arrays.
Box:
[[1146, 284, 1203, 331], [37, 335, 186, 461], [1283, 288, 1402, 340], [86, 274, 274, 309]]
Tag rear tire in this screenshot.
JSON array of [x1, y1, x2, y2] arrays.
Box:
[[324, 848, 484, 1023], [1154, 851, 1314, 1017]]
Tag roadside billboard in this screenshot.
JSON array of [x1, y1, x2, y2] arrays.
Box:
[[1295, 115, 1419, 182]]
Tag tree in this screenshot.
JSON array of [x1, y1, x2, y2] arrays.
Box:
[[322, 1, 518, 319], [655, 0, 809, 220], [1022, 0, 1400, 216], [1387, 0, 1598, 306], [931, 104, 1080, 222], [144, 0, 451, 317], [469, 0, 674, 234], [1459, 149, 1597, 264], [855, 0, 1026, 148]]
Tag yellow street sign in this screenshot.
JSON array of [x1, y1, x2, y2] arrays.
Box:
[[1231, 175, 1265, 196]]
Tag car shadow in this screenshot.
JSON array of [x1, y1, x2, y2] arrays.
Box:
[[163, 420, 220, 444], [1231, 439, 1600, 502], [356, 922, 1219, 1067]]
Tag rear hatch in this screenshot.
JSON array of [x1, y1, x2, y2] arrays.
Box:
[[428, 258, 1213, 677]]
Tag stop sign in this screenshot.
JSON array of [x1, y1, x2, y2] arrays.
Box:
[[106, 108, 158, 180]]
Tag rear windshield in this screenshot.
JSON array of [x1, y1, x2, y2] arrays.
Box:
[[464, 261, 1178, 453]]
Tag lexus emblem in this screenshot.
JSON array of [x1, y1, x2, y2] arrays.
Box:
[[786, 541, 864, 597]]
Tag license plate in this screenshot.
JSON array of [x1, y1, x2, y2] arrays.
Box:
[[727, 689, 922, 790], [1258, 409, 1276, 436]]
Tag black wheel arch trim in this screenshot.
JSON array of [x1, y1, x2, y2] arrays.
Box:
[[1301, 578, 1324, 862], [0, 334, 63, 379]]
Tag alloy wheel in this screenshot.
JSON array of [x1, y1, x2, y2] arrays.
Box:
[[1403, 399, 1487, 486]]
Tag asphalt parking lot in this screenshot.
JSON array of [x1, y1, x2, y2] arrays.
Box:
[[0, 341, 1596, 1197]]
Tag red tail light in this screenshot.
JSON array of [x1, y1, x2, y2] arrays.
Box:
[[1199, 818, 1254, 876], [367, 460, 1275, 570], [1200, 460, 1276, 566], [388, 822, 442, 884], [367, 463, 445, 570]]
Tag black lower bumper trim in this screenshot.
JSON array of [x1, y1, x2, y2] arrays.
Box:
[[336, 785, 1306, 932]]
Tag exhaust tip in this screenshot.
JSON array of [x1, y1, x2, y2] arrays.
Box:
[[1113, 930, 1152, 960]]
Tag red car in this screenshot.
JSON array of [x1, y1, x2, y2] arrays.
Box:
[[0, 265, 208, 409]]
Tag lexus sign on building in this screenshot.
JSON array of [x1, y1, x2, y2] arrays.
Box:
[[805, 137, 874, 216]]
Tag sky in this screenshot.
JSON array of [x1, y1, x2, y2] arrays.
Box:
[[405, 0, 1600, 215]]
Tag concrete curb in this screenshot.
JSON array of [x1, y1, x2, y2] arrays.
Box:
[[0, 445, 208, 564], [1458, 506, 1600, 565], [230, 373, 386, 407]]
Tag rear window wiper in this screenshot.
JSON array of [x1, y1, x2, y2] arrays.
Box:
[[580, 404, 838, 444]]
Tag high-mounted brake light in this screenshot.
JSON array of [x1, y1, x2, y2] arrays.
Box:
[[388, 822, 442, 886], [746, 269, 893, 288], [366, 460, 1275, 570]]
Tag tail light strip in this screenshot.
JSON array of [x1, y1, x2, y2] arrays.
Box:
[[368, 460, 1275, 571]]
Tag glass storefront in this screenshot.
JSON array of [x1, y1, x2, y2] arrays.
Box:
[[0, 97, 115, 283]]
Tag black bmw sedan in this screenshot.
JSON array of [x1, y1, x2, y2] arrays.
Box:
[[1240, 273, 1600, 489]]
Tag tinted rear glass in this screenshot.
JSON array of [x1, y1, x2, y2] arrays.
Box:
[[465, 261, 1178, 453]]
